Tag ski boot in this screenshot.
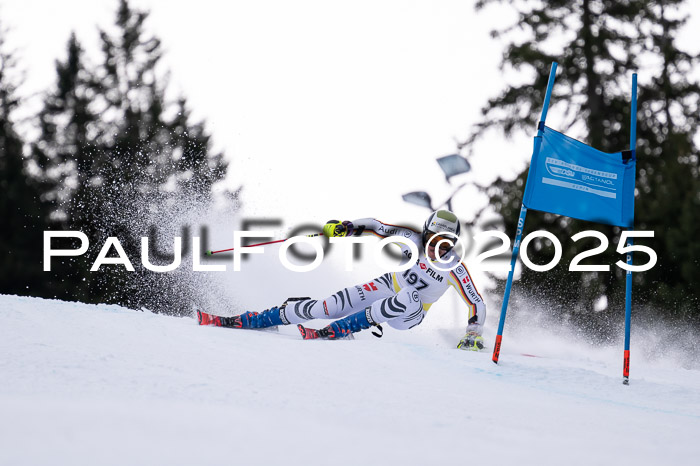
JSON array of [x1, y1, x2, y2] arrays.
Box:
[[298, 308, 383, 340], [197, 308, 282, 329], [197, 297, 311, 329], [197, 310, 224, 326]]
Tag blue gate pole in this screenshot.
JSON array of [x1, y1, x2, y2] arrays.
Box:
[[623, 73, 638, 385], [492, 62, 558, 364]]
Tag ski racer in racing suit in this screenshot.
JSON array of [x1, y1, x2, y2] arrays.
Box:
[[197, 210, 486, 350]]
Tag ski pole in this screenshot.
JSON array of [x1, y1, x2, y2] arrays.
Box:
[[206, 233, 324, 255]]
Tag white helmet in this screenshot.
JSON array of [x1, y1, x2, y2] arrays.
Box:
[[422, 209, 461, 249]]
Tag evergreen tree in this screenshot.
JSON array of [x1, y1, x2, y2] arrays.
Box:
[[32, 33, 104, 302], [92, 0, 226, 196], [632, 1, 700, 318], [89, 0, 227, 312], [0, 22, 52, 297], [35, 0, 229, 313], [467, 0, 699, 329]]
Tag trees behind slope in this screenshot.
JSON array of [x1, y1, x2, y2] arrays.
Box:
[[466, 0, 699, 330], [2, 1, 231, 314]]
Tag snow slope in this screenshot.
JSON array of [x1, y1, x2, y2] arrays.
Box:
[[1, 294, 699, 466]]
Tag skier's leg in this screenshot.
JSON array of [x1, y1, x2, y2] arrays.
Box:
[[385, 304, 426, 330], [367, 286, 424, 327], [196, 297, 313, 329], [281, 274, 395, 324], [222, 274, 395, 329], [315, 285, 423, 339]]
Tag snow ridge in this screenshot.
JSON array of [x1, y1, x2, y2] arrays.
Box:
[[1, 294, 699, 466]]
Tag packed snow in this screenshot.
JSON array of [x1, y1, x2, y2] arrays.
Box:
[[1, 292, 699, 466]]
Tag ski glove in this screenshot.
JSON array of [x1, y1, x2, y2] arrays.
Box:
[[457, 332, 484, 351], [323, 220, 354, 238]]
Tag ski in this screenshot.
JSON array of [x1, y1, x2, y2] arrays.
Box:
[[197, 310, 227, 327], [297, 324, 321, 340], [297, 324, 356, 340]]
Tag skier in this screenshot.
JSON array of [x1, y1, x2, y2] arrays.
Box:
[[197, 210, 487, 350]]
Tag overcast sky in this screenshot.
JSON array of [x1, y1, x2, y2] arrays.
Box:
[[2, 0, 699, 231]]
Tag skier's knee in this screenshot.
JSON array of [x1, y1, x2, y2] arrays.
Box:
[[396, 286, 422, 313], [384, 286, 424, 330], [387, 311, 424, 330], [374, 286, 420, 320]]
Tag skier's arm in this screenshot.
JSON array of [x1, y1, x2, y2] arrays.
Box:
[[349, 218, 419, 241], [323, 218, 420, 244], [448, 263, 487, 351]]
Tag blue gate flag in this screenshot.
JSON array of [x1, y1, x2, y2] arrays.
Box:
[[523, 126, 636, 228]]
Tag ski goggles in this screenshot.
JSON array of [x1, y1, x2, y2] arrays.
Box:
[[426, 233, 456, 253]]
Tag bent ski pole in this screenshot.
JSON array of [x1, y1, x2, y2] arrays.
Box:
[[206, 233, 324, 255]]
